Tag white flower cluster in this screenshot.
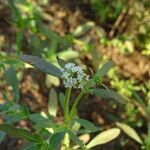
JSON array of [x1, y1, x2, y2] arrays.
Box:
[[60, 63, 89, 89]]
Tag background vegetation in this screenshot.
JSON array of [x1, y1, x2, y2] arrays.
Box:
[[0, 0, 149, 149]]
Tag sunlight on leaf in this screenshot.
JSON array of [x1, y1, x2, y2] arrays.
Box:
[[86, 128, 120, 149], [48, 88, 58, 117], [116, 122, 143, 144], [45, 75, 60, 88], [94, 61, 114, 79], [73, 134, 90, 149], [73, 21, 95, 37]]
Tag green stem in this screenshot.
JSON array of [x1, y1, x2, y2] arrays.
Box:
[[146, 99, 150, 150], [70, 91, 85, 117], [146, 122, 150, 150], [64, 88, 72, 122]]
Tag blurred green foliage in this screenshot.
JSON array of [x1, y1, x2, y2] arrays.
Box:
[[0, 0, 149, 149], [91, 0, 125, 23]]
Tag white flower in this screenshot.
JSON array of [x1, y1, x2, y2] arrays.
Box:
[[61, 72, 70, 78], [72, 66, 83, 74], [60, 63, 89, 89], [72, 78, 78, 85], [71, 67, 78, 73], [86, 75, 89, 81], [78, 83, 83, 89], [77, 74, 83, 81], [60, 68, 64, 72], [65, 63, 75, 69]]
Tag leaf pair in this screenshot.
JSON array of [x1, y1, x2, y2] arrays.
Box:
[[20, 55, 125, 104], [20, 55, 112, 80], [0, 123, 121, 149]]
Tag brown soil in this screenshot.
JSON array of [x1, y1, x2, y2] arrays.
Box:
[[43, 1, 150, 81], [0, 1, 149, 150]]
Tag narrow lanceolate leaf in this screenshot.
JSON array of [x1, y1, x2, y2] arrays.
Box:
[[29, 113, 49, 123], [0, 124, 41, 142], [146, 123, 150, 150], [73, 21, 95, 37], [86, 128, 120, 149], [20, 55, 61, 78], [48, 88, 58, 117], [22, 143, 41, 150], [56, 56, 67, 68], [90, 88, 125, 104], [116, 122, 143, 144], [94, 61, 114, 79], [49, 130, 66, 150], [7, 0, 22, 24], [66, 129, 84, 148], [6, 67, 19, 103], [39, 25, 63, 42], [59, 92, 65, 109], [75, 118, 100, 132]]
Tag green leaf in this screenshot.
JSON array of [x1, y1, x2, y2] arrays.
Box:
[[45, 75, 60, 88], [73, 21, 95, 37], [146, 122, 150, 149], [116, 122, 143, 144], [75, 118, 100, 132], [29, 113, 49, 123], [66, 129, 84, 148], [0, 104, 20, 115], [7, 0, 23, 25], [86, 128, 120, 149], [29, 113, 56, 130], [3, 105, 29, 123], [16, 30, 23, 53], [39, 25, 63, 43], [132, 91, 144, 105], [90, 88, 125, 104], [0, 123, 41, 142], [56, 56, 67, 68], [49, 130, 66, 150], [94, 61, 113, 79], [20, 55, 61, 78], [48, 88, 58, 117], [6, 67, 19, 103], [59, 92, 65, 109], [0, 131, 6, 143], [22, 143, 41, 150], [57, 49, 79, 60], [77, 129, 99, 134]]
